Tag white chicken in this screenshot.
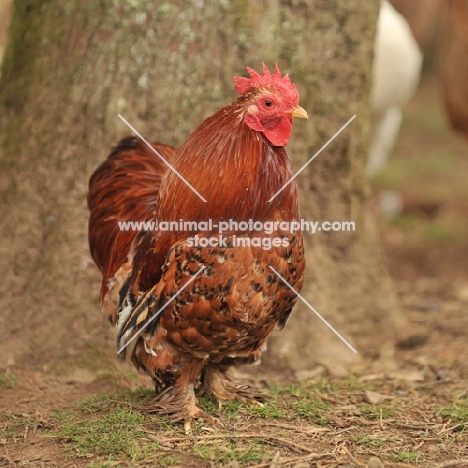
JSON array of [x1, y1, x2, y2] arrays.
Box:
[[0, 0, 13, 77], [367, 0, 423, 176]]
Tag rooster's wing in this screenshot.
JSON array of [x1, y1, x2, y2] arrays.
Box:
[[87, 136, 175, 323]]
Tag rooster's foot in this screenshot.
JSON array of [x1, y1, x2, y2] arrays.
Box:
[[146, 384, 217, 432], [202, 366, 267, 405]]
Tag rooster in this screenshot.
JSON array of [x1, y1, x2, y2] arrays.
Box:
[[88, 64, 307, 430]]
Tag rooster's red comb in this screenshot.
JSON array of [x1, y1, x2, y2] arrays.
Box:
[[234, 63, 298, 101]]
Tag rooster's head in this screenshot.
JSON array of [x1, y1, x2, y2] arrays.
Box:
[[234, 63, 308, 147]]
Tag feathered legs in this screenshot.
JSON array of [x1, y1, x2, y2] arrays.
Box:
[[202, 365, 266, 405], [133, 340, 211, 432], [147, 381, 205, 433]]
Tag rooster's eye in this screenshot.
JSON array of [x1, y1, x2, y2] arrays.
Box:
[[263, 99, 274, 108]]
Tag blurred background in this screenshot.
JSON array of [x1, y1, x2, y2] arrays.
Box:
[[367, 0, 468, 290], [0, 0, 467, 368], [366, 0, 468, 377], [3, 0, 465, 281]]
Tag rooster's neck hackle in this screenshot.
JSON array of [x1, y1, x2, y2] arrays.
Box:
[[157, 94, 299, 224]]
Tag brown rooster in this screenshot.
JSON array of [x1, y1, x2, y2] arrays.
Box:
[[88, 64, 307, 430]]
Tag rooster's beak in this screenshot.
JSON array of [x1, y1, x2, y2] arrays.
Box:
[[291, 106, 308, 119]]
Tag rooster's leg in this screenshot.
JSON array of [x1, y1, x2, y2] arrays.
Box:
[[145, 359, 214, 432], [147, 382, 206, 432], [202, 365, 266, 405]]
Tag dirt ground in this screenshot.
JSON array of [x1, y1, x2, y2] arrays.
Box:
[[1, 77, 468, 467]]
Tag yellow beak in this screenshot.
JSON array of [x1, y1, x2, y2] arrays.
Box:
[[291, 105, 308, 119]]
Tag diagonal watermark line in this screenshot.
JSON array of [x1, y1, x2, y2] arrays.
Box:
[[118, 114, 207, 202], [268, 266, 358, 354], [117, 266, 206, 355], [268, 115, 357, 202]]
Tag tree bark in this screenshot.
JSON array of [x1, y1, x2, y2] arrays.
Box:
[[0, 0, 405, 374]]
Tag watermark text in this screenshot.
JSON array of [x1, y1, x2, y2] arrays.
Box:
[[117, 219, 356, 235]]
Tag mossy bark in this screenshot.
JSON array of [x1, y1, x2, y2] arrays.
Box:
[[0, 0, 405, 373]]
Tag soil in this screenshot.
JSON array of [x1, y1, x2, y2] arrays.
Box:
[[1, 78, 468, 467]]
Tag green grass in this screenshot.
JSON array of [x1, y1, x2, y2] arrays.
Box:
[[198, 398, 244, 419], [192, 442, 264, 463], [289, 396, 329, 425], [352, 434, 390, 448], [359, 404, 396, 420], [343, 378, 368, 391], [57, 378, 343, 457], [53, 407, 157, 459], [393, 451, 423, 463], [49, 389, 163, 460], [249, 402, 285, 419], [270, 378, 337, 397], [268, 382, 298, 397], [78, 387, 154, 413], [0, 373, 17, 390], [220, 400, 244, 419], [312, 377, 339, 393], [198, 397, 218, 416], [158, 456, 182, 467], [0, 411, 37, 439], [49, 388, 274, 464], [3, 374, 466, 467], [199, 380, 335, 423], [273, 381, 331, 425], [440, 397, 468, 430]]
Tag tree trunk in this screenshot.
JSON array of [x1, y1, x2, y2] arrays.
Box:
[[0, 0, 405, 375]]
